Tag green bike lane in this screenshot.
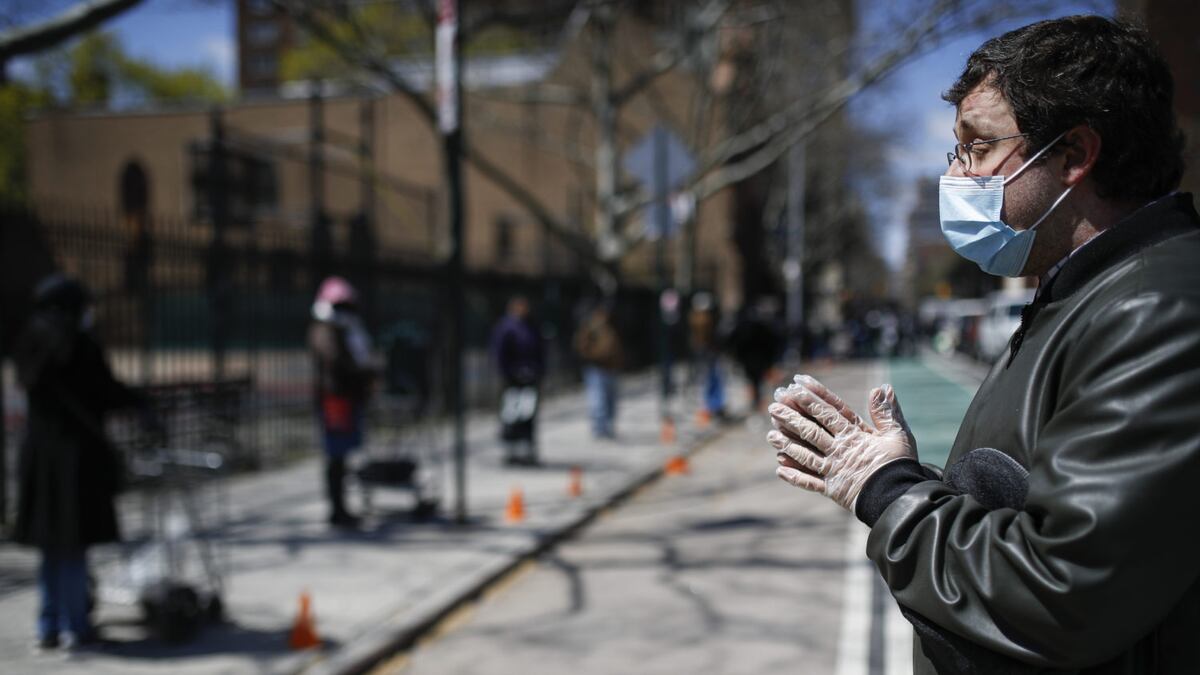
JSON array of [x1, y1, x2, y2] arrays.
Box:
[[883, 355, 986, 470]]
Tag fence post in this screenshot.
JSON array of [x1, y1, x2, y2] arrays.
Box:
[[0, 353, 6, 530], [354, 97, 378, 329], [309, 84, 332, 285], [208, 107, 230, 382]]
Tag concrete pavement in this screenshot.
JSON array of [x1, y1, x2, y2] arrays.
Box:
[[0, 354, 985, 675], [0, 368, 743, 675]]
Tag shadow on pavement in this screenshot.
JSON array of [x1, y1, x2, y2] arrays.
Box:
[[92, 619, 340, 660]]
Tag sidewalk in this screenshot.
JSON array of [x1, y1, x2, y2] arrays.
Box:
[[0, 368, 743, 675]]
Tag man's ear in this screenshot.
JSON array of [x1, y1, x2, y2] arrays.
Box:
[[1060, 125, 1101, 186]]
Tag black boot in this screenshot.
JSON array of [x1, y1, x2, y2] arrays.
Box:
[[325, 458, 359, 528]]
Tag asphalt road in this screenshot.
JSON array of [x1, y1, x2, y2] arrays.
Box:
[[373, 361, 950, 675]]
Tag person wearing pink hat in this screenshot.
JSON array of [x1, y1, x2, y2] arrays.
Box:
[[308, 276, 378, 529]]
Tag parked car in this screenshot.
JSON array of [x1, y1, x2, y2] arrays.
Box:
[[977, 289, 1036, 362], [920, 297, 986, 357]]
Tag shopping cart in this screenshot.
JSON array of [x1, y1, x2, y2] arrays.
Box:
[[354, 391, 444, 519], [354, 324, 445, 518], [101, 399, 230, 643]]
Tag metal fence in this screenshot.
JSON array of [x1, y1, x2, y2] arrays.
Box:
[[1, 200, 660, 500]]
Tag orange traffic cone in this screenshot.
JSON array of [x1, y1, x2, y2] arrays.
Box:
[[505, 486, 526, 523], [567, 466, 583, 497], [659, 416, 677, 445], [289, 591, 321, 650], [695, 408, 712, 428], [665, 454, 690, 475]]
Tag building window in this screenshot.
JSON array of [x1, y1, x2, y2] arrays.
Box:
[[189, 142, 278, 225], [247, 53, 277, 81], [246, 20, 280, 47], [246, 0, 275, 17], [495, 214, 515, 264]]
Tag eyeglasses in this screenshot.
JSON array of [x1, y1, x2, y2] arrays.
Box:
[[947, 133, 1029, 172]]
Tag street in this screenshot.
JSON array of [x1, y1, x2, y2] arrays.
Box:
[[378, 356, 984, 675], [0, 354, 984, 675]]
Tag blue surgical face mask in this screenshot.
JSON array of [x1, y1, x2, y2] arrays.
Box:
[[939, 131, 1072, 277]]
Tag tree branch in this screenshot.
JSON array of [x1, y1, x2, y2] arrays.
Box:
[[464, 3, 578, 37], [274, 0, 607, 275], [274, 0, 437, 123], [610, 0, 731, 105], [0, 0, 143, 60], [471, 83, 588, 107], [468, 105, 595, 170], [608, 0, 988, 255]]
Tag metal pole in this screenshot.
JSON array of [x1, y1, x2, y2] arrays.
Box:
[[358, 97, 378, 328], [784, 141, 806, 363], [208, 108, 229, 383], [308, 84, 331, 285], [0, 351, 7, 529], [654, 127, 672, 425], [438, 0, 467, 524]]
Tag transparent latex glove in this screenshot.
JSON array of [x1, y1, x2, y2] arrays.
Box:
[[767, 376, 917, 511]]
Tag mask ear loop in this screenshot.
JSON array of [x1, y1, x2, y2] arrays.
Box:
[[1027, 184, 1075, 231], [1002, 130, 1070, 186]]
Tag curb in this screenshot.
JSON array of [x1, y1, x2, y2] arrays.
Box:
[[293, 417, 735, 675]]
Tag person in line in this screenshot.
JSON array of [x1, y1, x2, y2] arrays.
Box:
[[13, 275, 157, 649], [687, 292, 725, 421], [573, 303, 623, 440], [490, 295, 545, 465], [308, 276, 377, 529], [726, 297, 782, 412], [768, 16, 1200, 672]]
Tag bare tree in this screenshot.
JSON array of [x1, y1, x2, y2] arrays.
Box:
[[0, 0, 143, 78], [271, 0, 1086, 287]]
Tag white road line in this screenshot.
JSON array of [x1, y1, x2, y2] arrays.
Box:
[[880, 359, 915, 675], [836, 520, 872, 675], [885, 595, 914, 675], [836, 360, 916, 675]]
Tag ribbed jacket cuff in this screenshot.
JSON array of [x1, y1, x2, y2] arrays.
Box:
[[854, 459, 940, 527]]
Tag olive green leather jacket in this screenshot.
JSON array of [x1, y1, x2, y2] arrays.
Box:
[[858, 193, 1200, 673]]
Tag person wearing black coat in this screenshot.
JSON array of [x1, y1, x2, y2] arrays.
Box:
[[13, 275, 148, 649], [726, 299, 782, 412]]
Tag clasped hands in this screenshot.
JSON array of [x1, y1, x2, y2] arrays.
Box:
[[767, 375, 917, 512]]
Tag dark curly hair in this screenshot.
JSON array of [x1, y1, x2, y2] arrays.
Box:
[[944, 15, 1185, 203]]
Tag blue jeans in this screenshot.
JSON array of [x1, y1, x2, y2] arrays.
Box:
[[702, 357, 725, 414], [38, 549, 91, 641], [583, 366, 617, 438]]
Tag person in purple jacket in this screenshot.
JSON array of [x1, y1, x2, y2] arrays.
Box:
[[490, 296, 545, 465]]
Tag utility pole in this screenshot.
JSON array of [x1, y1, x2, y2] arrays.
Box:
[[357, 97, 378, 328], [0, 343, 6, 529], [208, 108, 230, 382], [438, 0, 468, 524], [653, 127, 673, 429], [784, 141, 806, 364], [309, 84, 331, 285]]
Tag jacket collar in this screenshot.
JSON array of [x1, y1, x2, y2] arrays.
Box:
[[1040, 192, 1200, 303]]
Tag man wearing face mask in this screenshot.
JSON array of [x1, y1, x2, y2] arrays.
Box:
[[767, 16, 1200, 673]]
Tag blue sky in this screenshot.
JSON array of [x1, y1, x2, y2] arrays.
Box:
[[11, 0, 236, 86], [107, 0, 237, 84]]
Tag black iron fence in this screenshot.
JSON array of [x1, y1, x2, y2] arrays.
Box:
[[1, 201, 660, 506]]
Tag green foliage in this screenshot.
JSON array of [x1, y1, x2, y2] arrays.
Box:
[[0, 82, 54, 202], [69, 32, 120, 106], [281, 6, 544, 83], [2, 29, 229, 202], [282, 5, 432, 82], [119, 59, 228, 102], [48, 30, 229, 108]]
